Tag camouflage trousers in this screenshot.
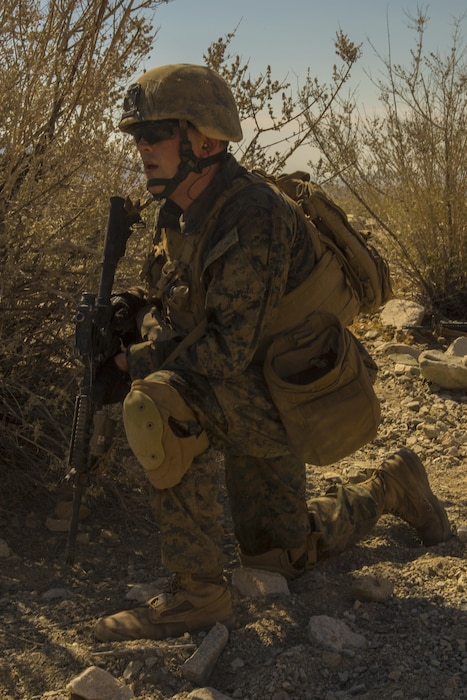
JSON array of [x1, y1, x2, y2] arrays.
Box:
[[147, 366, 384, 577]]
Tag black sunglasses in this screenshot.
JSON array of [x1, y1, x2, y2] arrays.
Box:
[[129, 120, 178, 145]]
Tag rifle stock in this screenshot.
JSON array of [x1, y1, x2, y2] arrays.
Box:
[[65, 196, 141, 564]]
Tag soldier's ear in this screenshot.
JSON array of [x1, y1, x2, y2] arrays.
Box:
[[200, 138, 220, 155]]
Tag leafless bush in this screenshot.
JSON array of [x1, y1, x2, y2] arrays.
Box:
[[304, 9, 467, 318]]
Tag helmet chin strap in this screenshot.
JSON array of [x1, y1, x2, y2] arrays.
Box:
[[146, 120, 226, 199]]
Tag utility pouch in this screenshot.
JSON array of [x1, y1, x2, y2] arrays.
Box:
[[263, 312, 381, 465], [89, 410, 116, 457]]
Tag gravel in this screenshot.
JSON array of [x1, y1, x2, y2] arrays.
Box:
[[0, 319, 466, 700]]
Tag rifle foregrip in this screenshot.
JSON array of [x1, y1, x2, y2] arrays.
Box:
[[68, 393, 93, 476], [66, 393, 93, 564]]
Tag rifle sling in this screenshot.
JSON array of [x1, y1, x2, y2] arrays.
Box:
[[160, 318, 208, 369]]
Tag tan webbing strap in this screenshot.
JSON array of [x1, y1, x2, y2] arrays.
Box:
[[160, 318, 208, 368], [158, 175, 260, 368]]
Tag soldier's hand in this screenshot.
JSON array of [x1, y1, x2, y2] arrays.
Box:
[[110, 290, 146, 343], [111, 290, 145, 324], [114, 352, 129, 373]]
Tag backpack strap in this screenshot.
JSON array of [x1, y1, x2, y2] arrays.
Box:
[[158, 175, 258, 365], [161, 318, 208, 368]]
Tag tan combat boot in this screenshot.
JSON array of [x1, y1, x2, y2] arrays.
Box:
[[94, 574, 234, 642], [376, 448, 451, 546]]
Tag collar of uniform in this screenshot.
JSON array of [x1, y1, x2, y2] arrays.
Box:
[[177, 153, 246, 236], [158, 198, 183, 230]]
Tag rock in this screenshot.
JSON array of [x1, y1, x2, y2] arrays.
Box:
[[421, 423, 440, 439], [77, 532, 91, 545], [380, 299, 425, 329], [182, 622, 229, 684], [187, 687, 233, 699], [389, 669, 402, 681], [42, 588, 75, 601], [405, 400, 421, 411], [66, 665, 134, 699], [349, 575, 394, 602], [308, 615, 367, 651], [394, 362, 419, 377], [388, 353, 419, 367], [364, 329, 380, 340], [122, 659, 143, 681], [231, 567, 290, 597], [322, 650, 343, 667], [125, 582, 162, 602], [46, 501, 91, 532], [382, 343, 420, 359], [419, 349, 467, 390], [45, 517, 71, 533], [54, 500, 91, 520], [446, 336, 467, 357], [0, 577, 18, 592], [0, 538, 11, 557]]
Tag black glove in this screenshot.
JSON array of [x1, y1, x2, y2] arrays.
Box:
[[110, 290, 147, 344], [92, 358, 131, 406]]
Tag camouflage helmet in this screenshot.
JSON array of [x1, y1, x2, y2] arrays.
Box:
[[119, 64, 243, 142]]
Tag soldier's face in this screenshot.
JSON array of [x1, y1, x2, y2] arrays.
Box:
[[137, 125, 216, 207], [136, 127, 182, 196]]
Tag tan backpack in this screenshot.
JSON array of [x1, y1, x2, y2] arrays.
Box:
[[257, 170, 393, 328], [252, 170, 392, 465]]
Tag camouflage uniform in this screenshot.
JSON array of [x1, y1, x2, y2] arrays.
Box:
[[94, 63, 451, 644], [124, 153, 382, 577]]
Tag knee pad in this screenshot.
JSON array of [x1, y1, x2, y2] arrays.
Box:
[[123, 373, 209, 489]]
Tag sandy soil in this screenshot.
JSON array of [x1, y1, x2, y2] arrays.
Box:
[[1, 321, 466, 700]]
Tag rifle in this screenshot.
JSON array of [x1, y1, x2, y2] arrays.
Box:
[[65, 196, 142, 564], [404, 319, 467, 341], [437, 320, 467, 337]]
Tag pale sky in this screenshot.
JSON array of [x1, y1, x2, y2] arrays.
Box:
[[149, 0, 465, 94], [144, 0, 466, 168]]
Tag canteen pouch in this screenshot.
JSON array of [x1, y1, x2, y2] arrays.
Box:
[[263, 312, 381, 465]]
